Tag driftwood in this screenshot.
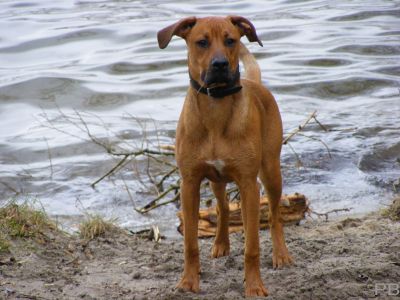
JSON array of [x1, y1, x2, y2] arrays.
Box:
[[177, 193, 309, 237]]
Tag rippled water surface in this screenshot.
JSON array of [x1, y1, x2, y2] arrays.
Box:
[[1, 0, 399, 235]]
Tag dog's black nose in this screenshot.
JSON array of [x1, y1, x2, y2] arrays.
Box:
[[211, 57, 229, 70]]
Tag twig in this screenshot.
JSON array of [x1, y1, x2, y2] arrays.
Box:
[[137, 116, 148, 151], [156, 166, 179, 192], [231, 190, 240, 201], [287, 142, 303, 168], [313, 115, 329, 132], [145, 152, 158, 194], [146, 153, 176, 168], [74, 109, 109, 151], [297, 133, 332, 159], [134, 183, 180, 213], [310, 207, 352, 222], [90, 149, 175, 187], [0, 181, 20, 195], [121, 176, 136, 207], [111, 148, 175, 157], [136, 191, 181, 213], [42, 108, 336, 216], [329, 127, 357, 132], [14, 293, 48, 300], [283, 110, 317, 145], [38, 109, 88, 142], [227, 186, 240, 197], [91, 154, 129, 188], [130, 159, 149, 190], [202, 186, 239, 205]]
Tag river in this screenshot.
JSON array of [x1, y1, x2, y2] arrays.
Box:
[[0, 0, 399, 236]]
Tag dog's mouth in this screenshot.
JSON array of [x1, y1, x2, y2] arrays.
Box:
[[190, 65, 242, 98], [201, 68, 237, 87]]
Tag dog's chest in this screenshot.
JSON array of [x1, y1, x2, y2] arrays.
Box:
[[200, 139, 237, 182], [205, 159, 225, 174], [203, 158, 232, 182], [196, 132, 243, 182]]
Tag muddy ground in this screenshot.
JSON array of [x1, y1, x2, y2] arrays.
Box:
[[1, 210, 399, 300]]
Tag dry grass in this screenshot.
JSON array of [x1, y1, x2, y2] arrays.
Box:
[[381, 196, 400, 221], [0, 200, 57, 253], [0, 233, 10, 253], [0, 200, 120, 244], [79, 215, 118, 240], [0, 200, 55, 238]]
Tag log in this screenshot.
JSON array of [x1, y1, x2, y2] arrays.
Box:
[[177, 193, 309, 237]]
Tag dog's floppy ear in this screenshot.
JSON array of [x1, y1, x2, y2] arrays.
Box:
[[157, 17, 197, 49], [227, 15, 263, 47]]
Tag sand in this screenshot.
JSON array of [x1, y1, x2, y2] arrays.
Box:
[[1, 211, 399, 300]]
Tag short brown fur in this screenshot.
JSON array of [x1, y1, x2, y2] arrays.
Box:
[[158, 16, 293, 297]]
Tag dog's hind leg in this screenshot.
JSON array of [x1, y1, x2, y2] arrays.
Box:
[[210, 181, 230, 258], [259, 158, 293, 269]]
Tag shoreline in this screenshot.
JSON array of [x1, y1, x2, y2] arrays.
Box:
[[1, 201, 399, 299]]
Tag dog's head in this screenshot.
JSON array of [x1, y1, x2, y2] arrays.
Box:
[[157, 16, 262, 88]]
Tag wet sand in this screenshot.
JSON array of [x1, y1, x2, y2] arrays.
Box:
[[1, 209, 399, 300]]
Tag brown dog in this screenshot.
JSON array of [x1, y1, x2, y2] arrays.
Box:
[[157, 16, 293, 297]]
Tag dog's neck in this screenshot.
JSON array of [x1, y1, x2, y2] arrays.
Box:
[[187, 78, 248, 137], [189, 67, 242, 99]]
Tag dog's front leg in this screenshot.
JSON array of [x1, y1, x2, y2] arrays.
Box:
[[239, 179, 268, 297], [176, 178, 201, 293], [210, 182, 230, 258]]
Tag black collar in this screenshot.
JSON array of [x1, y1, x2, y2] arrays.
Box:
[[189, 67, 242, 98]]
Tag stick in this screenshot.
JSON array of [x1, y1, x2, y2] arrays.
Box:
[[0, 181, 20, 195], [287, 142, 303, 168], [177, 193, 309, 237], [156, 166, 179, 192], [297, 133, 332, 159], [310, 207, 352, 221], [110, 148, 175, 157], [134, 183, 180, 213], [313, 116, 329, 132], [283, 110, 317, 145], [91, 154, 129, 188], [136, 192, 181, 213], [91, 149, 175, 187]]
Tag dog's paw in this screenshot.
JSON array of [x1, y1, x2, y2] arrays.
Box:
[[211, 241, 230, 258], [245, 279, 268, 297], [176, 273, 200, 293], [272, 247, 293, 269]]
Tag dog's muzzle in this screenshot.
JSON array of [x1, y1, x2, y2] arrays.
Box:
[[203, 57, 234, 86], [190, 64, 242, 98]]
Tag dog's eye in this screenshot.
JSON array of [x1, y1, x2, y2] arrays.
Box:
[[196, 39, 209, 48], [225, 38, 236, 47]]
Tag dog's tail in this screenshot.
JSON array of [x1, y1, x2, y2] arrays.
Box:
[[239, 42, 261, 84]]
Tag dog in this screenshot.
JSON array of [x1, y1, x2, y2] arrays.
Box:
[[157, 16, 293, 297]]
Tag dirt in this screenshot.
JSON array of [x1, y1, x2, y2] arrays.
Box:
[[1, 212, 399, 300]]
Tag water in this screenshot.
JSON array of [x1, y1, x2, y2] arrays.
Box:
[[0, 0, 399, 236]]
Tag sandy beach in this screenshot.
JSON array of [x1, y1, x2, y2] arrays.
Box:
[[1, 199, 399, 300]]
